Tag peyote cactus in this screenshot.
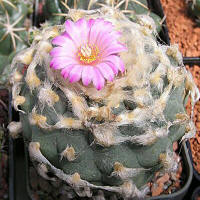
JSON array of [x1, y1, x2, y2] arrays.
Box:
[[186, 0, 200, 25], [39, 0, 163, 32], [0, 0, 31, 85], [9, 1, 200, 199]]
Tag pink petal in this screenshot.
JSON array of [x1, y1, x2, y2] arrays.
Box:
[[52, 35, 76, 50], [89, 18, 113, 45], [75, 18, 90, 42], [88, 19, 95, 28], [96, 63, 114, 81], [65, 20, 82, 46], [82, 66, 94, 86], [50, 57, 78, 70], [102, 55, 125, 73], [103, 62, 118, 75], [50, 47, 75, 58], [97, 31, 121, 50], [61, 65, 76, 79], [92, 68, 105, 90], [102, 43, 127, 57], [69, 65, 83, 83]]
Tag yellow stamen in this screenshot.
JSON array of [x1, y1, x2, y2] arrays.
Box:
[[78, 43, 100, 64]]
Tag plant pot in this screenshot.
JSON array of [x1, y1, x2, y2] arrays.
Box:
[[147, 0, 170, 45], [148, 141, 193, 200], [183, 57, 200, 66], [191, 186, 200, 200], [9, 91, 30, 200], [187, 141, 200, 182], [183, 63, 200, 183]]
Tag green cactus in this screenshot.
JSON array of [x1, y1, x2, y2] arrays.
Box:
[[41, 0, 162, 32], [187, 0, 200, 25], [9, 1, 199, 199], [0, 0, 31, 85]]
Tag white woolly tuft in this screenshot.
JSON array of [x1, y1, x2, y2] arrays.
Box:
[[160, 147, 179, 173], [130, 126, 169, 145], [29, 107, 51, 129], [61, 87, 88, 120], [137, 14, 157, 34], [54, 116, 83, 129], [37, 163, 56, 181], [7, 121, 22, 138], [91, 123, 128, 147], [181, 120, 196, 142], [12, 82, 25, 114], [111, 162, 150, 180], [185, 70, 200, 118], [38, 81, 59, 109], [60, 145, 76, 161]]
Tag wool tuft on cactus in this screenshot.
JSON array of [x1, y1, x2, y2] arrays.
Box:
[[9, 1, 200, 199]]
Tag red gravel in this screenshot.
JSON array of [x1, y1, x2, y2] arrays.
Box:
[[161, 0, 200, 57]]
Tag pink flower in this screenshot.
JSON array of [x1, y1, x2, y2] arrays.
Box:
[[50, 18, 127, 90]]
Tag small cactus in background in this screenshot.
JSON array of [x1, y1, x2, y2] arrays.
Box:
[[0, 0, 31, 85], [186, 0, 200, 25], [9, 1, 199, 199], [38, 0, 163, 32]]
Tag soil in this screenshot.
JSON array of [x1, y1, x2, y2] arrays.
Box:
[[161, 0, 200, 57], [187, 65, 200, 175], [148, 142, 184, 197], [160, 0, 200, 198], [0, 89, 9, 200]]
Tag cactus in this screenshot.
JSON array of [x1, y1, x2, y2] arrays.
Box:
[[0, 0, 31, 85], [9, 1, 199, 199], [40, 0, 162, 32], [186, 0, 200, 25]]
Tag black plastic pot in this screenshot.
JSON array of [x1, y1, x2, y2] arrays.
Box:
[[187, 141, 200, 182], [183, 57, 200, 66], [9, 91, 30, 200], [187, 145, 200, 200], [147, 0, 170, 45], [148, 141, 193, 200], [191, 186, 200, 200]]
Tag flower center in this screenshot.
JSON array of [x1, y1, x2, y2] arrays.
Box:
[[78, 43, 100, 64]]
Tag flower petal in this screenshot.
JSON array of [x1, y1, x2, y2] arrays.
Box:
[[92, 68, 105, 90], [75, 18, 90, 42], [88, 19, 95, 28], [50, 57, 78, 69], [61, 65, 76, 79], [102, 43, 128, 57], [50, 46, 75, 58], [65, 20, 83, 46], [97, 31, 121, 50], [102, 55, 125, 73], [69, 65, 83, 83], [89, 18, 113, 45], [96, 63, 114, 81], [82, 66, 93, 86], [52, 35, 76, 50], [103, 62, 118, 75]]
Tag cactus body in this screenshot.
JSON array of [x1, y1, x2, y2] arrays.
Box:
[[10, 1, 199, 199], [0, 0, 31, 85], [187, 0, 200, 25]]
